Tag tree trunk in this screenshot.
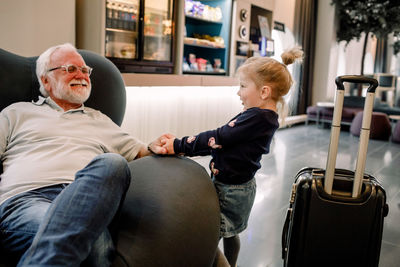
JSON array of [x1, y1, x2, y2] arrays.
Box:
[[360, 31, 369, 75], [358, 31, 369, 96]]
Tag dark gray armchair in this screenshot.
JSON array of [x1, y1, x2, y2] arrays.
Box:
[[0, 48, 220, 266]]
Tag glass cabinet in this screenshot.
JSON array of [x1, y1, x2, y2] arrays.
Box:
[[105, 0, 140, 59], [104, 0, 175, 73], [143, 2, 173, 61]]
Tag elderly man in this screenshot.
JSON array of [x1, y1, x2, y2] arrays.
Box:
[[0, 43, 165, 266]]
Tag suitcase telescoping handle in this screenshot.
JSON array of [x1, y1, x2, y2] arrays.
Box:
[[324, 75, 378, 197]]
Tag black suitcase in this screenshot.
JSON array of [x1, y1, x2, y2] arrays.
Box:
[[281, 76, 389, 267]]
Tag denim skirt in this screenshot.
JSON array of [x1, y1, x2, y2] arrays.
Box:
[[213, 178, 256, 238]]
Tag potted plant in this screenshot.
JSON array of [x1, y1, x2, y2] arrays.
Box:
[[331, 1, 400, 80]]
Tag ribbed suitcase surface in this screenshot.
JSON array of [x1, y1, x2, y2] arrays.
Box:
[[282, 168, 388, 267]]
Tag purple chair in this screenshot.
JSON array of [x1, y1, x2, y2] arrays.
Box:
[[350, 111, 392, 141]]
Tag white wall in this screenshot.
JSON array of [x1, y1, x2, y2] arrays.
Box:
[[0, 0, 75, 57], [246, 0, 275, 11], [272, 0, 295, 32], [120, 84, 303, 143], [312, 0, 377, 104], [335, 34, 376, 76], [312, 0, 337, 103], [121, 86, 242, 143]]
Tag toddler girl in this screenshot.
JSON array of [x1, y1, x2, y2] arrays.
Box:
[[158, 47, 303, 266]]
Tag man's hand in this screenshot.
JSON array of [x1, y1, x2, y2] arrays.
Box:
[[149, 133, 176, 155]]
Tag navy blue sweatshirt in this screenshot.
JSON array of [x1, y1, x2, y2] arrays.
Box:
[[173, 107, 279, 184]]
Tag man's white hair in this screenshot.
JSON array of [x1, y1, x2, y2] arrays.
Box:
[[36, 43, 78, 97]]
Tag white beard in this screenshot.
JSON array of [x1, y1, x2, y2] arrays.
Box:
[[51, 78, 91, 104]]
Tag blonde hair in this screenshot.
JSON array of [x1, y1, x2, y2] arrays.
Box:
[[237, 47, 303, 120]]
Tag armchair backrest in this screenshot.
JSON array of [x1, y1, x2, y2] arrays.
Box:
[[343, 96, 365, 109], [375, 73, 397, 107], [0, 48, 126, 126], [0, 48, 127, 175], [376, 73, 396, 88]]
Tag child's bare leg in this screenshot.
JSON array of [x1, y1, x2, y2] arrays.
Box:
[[213, 247, 230, 267], [223, 235, 240, 266]]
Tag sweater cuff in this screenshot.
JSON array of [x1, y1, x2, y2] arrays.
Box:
[[173, 138, 182, 154]]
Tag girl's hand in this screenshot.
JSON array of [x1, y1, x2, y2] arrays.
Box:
[[161, 135, 176, 155], [148, 133, 175, 154]]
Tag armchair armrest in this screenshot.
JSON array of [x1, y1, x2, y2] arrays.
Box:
[[113, 155, 220, 266]]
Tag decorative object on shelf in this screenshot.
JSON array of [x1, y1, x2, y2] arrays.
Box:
[[236, 41, 249, 56], [259, 37, 274, 57], [258, 15, 271, 39], [120, 44, 135, 58], [192, 33, 225, 48], [273, 21, 285, 32], [182, 54, 225, 74], [188, 53, 198, 70], [196, 58, 208, 71], [182, 57, 191, 71], [184, 37, 225, 49], [247, 6, 273, 58], [213, 58, 221, 71], [206, 62, 213, 72], [185, 0, 222, 22]]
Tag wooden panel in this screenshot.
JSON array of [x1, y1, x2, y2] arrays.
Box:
[[122, 73, 238, 86], [0, 0, 75, 57]]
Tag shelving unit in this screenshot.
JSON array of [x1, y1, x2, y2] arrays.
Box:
[[183, 70, 226, 75], [182, 0, 232, 75], [185, 14, 223, 24], [106, 28, 138, 34], [184, 43, 225, 49], [184, 37, 225, 49]]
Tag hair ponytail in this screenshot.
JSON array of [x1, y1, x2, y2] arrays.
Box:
[[281, 47, 303, 66], [278, 47, 303, 124]]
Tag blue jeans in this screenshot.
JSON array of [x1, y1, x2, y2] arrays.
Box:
[[0, 153, 131, 267]]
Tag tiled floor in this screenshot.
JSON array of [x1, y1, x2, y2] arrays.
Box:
[[193, 124, 400, 267]]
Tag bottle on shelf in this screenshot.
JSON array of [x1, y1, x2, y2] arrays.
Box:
[[122, 5, 129, 30], [128, 5, 136, 31], [117, 3, 124, 29], [106, 1, 113, 28], [112, 2, 119, 28], [105, 34, 113, 57]]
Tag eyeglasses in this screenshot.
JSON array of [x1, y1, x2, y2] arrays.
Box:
[[47, 64, 93, 76]]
